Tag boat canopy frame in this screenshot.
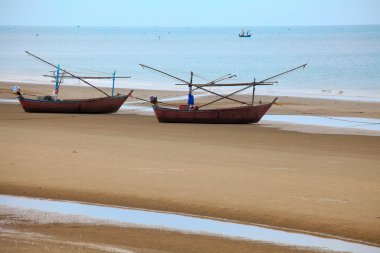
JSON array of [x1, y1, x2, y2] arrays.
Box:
[[25, 51, 131, 98]]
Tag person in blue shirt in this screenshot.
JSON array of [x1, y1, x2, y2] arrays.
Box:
[[188, 93, 194, 109]]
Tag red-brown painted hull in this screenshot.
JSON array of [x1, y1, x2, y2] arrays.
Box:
[[153, 101, 275, 124], [19, 94, 131, 114]]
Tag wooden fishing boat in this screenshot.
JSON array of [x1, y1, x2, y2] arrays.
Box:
[[18, 93, 131, 114], [140, 64, 306, 124], [14, 51, 132, 114], [153, 100, 277, 124]]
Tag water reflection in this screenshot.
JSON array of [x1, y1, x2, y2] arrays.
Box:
[[0, 195, 379, 253]]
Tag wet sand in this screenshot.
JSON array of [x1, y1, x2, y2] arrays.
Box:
[[1, 214, 316, 253], [0, 82, 380, 252]]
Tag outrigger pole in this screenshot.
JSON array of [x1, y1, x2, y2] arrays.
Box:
[[198, 64, 307, 108], [44, 74, 131, 80], [261, 64, 307, 83], [140, 63, 306, 108], [140, 64, 236, 86], [140, 64, 190, 84], [188, 79, 253, 106], [140, 64, 253, 106], [25, 51, 111, 97]]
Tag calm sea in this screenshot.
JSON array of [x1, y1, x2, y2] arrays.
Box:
[[0, 25, 379, 100]]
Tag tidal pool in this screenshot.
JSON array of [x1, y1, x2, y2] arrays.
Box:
[[0, 195, 379, 253], [263, 115, 380, 132]]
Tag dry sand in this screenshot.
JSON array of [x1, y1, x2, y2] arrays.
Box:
[[0, 82, 380, 252]]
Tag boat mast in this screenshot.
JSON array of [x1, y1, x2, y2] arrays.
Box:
[[25, 51, 110, 97], [188, 71, 193, 108], [55, 64, 60, 95], [189, 71, 193, 94], [112, 70, 116, 96], [56, 70, 65, 94], [251, 78, 255, 105]]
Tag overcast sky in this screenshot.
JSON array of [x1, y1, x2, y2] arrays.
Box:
[[0, 0, 379, 26]]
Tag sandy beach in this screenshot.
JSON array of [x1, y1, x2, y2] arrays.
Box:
[[0, 82, 380, 252]]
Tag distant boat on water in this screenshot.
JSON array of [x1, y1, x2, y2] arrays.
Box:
[[239, 29, 251, 37]]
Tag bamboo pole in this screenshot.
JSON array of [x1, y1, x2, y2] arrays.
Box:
[[198, 64, 307, 108], [26, 51, 110, 97], [140, 64, 251, 106]]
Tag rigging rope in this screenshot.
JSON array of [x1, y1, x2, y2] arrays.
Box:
[[26, 53, 112, 75], [59, 64, 112, 75], [192, 73, 211, 82], [132, 96, 178, 107], [273, 102, 380, 125]]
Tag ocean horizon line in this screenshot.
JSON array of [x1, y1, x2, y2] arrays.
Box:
[[1, 24, 380, 28]]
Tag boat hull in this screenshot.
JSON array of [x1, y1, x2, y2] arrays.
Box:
[[18, 94, 131, 114], [153, 100, 276, 124]]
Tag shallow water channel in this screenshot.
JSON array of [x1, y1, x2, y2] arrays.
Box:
[[263, 115, 380, 132], [0, 195, 379, 253]]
